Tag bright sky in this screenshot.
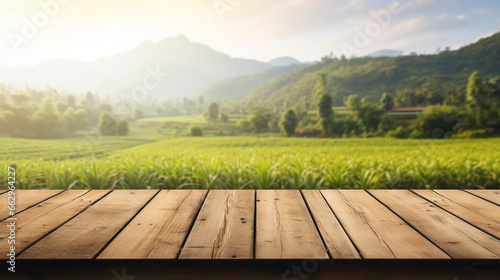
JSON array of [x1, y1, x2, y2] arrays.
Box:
[[0, 0, 499, 67]]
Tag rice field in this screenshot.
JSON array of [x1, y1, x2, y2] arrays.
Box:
[[2, 137, 499, 190]]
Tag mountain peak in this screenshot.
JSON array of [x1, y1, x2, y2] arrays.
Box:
[[157, 34, 191, 45], [268, 56, 301, 66]]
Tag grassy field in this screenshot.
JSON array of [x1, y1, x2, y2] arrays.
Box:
[[2, 137, 499, 190], [0, 136, 157, 160]]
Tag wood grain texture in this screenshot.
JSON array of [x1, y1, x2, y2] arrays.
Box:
[[302, 190, 360, 259], [370, 190, 500, 259], [180, 190, 254, 259], [145, 190, 208, 259], [465, 190, 500, 206], [322, 190, 448, 260], [98, 190, 207, 259], [19, 190, 156, 259], [0, 190, 110, 257], [0, 190, 64, 220], [414, 190, 500, 239], [255, 190, 328, 260]]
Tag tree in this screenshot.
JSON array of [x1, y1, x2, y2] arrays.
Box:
[[0, 93, 9, 110], [116, 120, 129, 136], [33, 97, 60, 138], [315, 73, 328, 100], [190, 126, 203, 136], [395, 88, 418, 107], [85, 91, 96, 107], [466, 71, 487, 127], [98, 112, 117, 136], [377, 114, 395, 133], [10, 93, 31, 106], [280, 109, 298, 136], [206, 102, 220, 124], [344, 95, 361, 118], [380, 93, 394, 111], [237, 120, 252, 133], [0, 111, 15, 133], [56, 101, 69, 113], [359, 102, 385, 132], [66, 94, 76, 107], [417, 105, 460, 138], [318, 93, 333, 119], [133, 107, 144, 120], [9, 106, 32, 132], [74, 109, 88, 131], [63, 108, 88, 133], [249, 106, 272, 133], [220, 113, 229, 124], [317, 93, 334, 135], [100, 103, 113, 113], [62, 107, 77, 132]]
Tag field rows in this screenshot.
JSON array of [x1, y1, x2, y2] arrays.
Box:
[[2, 137, 499, 189], [0, 136, 156, 160]]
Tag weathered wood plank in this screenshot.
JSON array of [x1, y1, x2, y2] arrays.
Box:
[[414, 190, 500, 239], [370, 190, 500, 259], [144, 190, 208, 259], [0, 190, 65, 220], [302, 190, 360, 260], [255, 190, 328, 260], [19, 190, 157, 259], [98, 190, 207, 259], [434, 190, 500, 222], [465, 190, 500, 206], [322, 190, 448, 260], [180, 190, 254, 259], [0, 190, 110, 257]]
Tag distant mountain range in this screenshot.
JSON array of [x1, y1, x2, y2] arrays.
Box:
[[209, 32, 500, 106], [368, 49, 403, 57], [2, 32, 498, 107], [0, 35, 302, 99]]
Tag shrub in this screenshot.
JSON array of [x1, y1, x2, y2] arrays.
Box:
[[190, 126, 203, 136], [117, 120, 129, 136], [452, 129, 494, 139], [408, 130, 425, 139]]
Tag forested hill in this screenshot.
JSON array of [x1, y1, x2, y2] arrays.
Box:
[[200, 64, 305, 100], [236, 32, 500, 107]]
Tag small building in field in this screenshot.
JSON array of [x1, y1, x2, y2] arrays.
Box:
[[388, 106, 427, 116]]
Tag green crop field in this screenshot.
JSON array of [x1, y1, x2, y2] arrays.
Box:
[[2, 137, 499, 190], [0, 136, 157, 160]]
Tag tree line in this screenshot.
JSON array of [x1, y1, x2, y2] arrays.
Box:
[[0, 86, 130, 139], [199, 71, 499, 139]]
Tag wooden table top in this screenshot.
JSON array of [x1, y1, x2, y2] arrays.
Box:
[[1, 189, 500, 263]]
